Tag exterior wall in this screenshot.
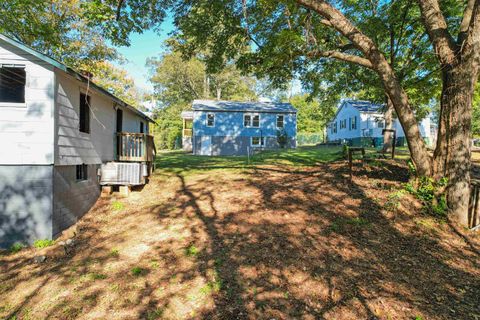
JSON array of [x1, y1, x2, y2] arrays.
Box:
[[193, 136, 296, 156], [327, 104, 361, 141], [192, 110, 297, 155], [52, 164, 100, 237], [55, 72, 116, 165], [0, 165, 53, 247], [183, 137, 192, 152], [0, 39, 55, 165], [122, 108, 148, 134]]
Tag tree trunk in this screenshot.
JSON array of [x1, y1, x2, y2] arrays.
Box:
[[216, 87, 222, 100], [433, 65, 475, 226], [383, 98, 394, 152]]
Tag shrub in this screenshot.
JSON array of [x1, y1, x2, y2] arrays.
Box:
[[34, 239, 55, 248], [404, 177, 448, 216], [10, 242, 24, 253], [276, 129, 288, 148], [131, 267, 143, 276]]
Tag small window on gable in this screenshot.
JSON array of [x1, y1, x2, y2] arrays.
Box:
[[79, 93, 90, 133], [351, 116, 357, 130], [0, 65, 26, 103], [244, 114, 251, 127], [251, 136, 265, 147], [140, 121, 144, 133], [276, 115, 284, 128], [76, 164, 88, 181], [206, 113, 215, 127]]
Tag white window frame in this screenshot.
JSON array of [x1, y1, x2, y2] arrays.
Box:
[[251, 136, 265, 147], [276, 114, 284, 129], [206, 113, 215, 127], [244, 113, 260, 128]]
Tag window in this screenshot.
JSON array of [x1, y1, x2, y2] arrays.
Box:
[[140, 121, 144, 133], [76, 164, 88, 181], [206, 113, 215, 127], [332, 122, 337, 134], [244, 113, 260, 127], [376, 119, 384, 128], [244, 114, 251, 127], [79, 93, 90, 133], [351, 116, 357, 130], [276, 115, 284, 128], [0, 65, 26, 103], [251, 136, 265, 147]]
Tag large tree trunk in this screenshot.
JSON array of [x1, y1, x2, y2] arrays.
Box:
[[433, 65, 476, 225], [383, 98, 394, 152]]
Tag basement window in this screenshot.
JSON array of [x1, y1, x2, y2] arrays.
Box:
[[251, 136, 265, 147], [76, 164, 88, 181], [0, 65, 26, 104]]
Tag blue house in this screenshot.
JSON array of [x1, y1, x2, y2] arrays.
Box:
[[327, 100, 435, 147], [181, 100, 297, 156]]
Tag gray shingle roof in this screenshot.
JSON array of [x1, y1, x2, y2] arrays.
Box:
[[344, 100, 385, 112], [192, 100, 297, 113]]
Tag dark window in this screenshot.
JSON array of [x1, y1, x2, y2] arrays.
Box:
[[251, 136, 265, 147], [140, 121, 144, 133], [276, 115, 284, 128], [207, 113, 215, 127], [352, 116, 357, 129], [0, 66, 26, 103], [76, 164, 88, 181], [252, 114, 260, 127], [377, 119, 384, 128], [79, 93, 90, 133], [116, 108, 123, 133], [244, 114, 251, 127]]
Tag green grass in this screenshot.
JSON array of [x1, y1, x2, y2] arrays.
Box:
[[111, 201, 124, 211], [10, 243, 24, 253], [155, 146, 345, 173], [33, 239, 55, 249], [131, 267, 144, 276]]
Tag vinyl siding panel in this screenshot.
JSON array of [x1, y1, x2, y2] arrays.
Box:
[[0, 39, 55, 165]]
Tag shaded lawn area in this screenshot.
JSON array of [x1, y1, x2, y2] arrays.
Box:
[[1, 148, 479, 320]]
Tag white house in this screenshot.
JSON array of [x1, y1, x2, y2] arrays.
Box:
[[0, 35, 156, 247], [327, 100, 435, 146]]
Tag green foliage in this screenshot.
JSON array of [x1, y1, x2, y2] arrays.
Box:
[[384, 190, 406, 212], [185, 245, 199, 257], [110, 248, 120, 257], [471, 83, 480, 138], [33, 239, 55, 249], [10, 242, 24, 253], [276, 129, 288, 148], [289, 94, 334, 134], [131, 267, 144, 276], [405, 177, 448, 216], [111, 201, 124, 211], [342, 144, 349, 159], [87, 272, 107, 280]]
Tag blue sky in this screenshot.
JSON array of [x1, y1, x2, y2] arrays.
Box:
[[114, 14, 175, 93]]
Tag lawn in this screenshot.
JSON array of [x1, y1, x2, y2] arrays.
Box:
[[1, 147, 479, 320]]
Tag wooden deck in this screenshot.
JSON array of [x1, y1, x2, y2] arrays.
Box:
[[117, 132, 156, 162]]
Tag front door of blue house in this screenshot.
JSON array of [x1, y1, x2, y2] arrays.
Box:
[[200, 136, 212, 155]]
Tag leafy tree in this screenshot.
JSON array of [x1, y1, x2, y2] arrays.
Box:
[[170, 0, 480, 226], [289, 94, 335, 134]]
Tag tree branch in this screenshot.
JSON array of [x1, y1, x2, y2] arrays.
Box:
[[415, 0, 458, 65], [307, 50, 374, 68], [458, 0, 476, 43], [116, 0, 125, 21]]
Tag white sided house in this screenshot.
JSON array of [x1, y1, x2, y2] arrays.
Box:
[[0, 35, 156, 247], [327, 100, 435, 147]]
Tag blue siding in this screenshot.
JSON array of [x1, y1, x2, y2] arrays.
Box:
[[193, 111, 297, 138]]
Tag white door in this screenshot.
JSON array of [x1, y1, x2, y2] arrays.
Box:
[[200, 136, 212, 155]]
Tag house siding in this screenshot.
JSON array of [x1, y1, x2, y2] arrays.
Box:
[[0, 39, 55, 165], [52, 164, 100, 237], [0, 165, 53, 247], [192, 110, 297, 155]]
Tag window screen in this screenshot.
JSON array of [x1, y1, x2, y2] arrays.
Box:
[[244, 114, 251, 127], [0, 66, 26, 103], [79, 93, 90, 133], [76, 164, 88, 181], [207, 113, 215, 127], [277, 115, 284, 128], [252, 114, 260, 127]]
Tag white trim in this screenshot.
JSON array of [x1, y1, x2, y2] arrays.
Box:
[[251, 136, 265, 147], [244, 112, 260, 128], [206, 113, 215, 127], [0, 102, 27, 108]]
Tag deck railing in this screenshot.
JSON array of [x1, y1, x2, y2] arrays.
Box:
[[183, 128, 193, 137], [117, 132, 156, 162]]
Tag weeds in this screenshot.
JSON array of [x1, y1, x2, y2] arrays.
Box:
[[384, 190, 406, 212], [111, 201, 124, 211], [33, 239, 54, 249], [404, 177, 448, 216], [109, 248, 120, 257], [10, 243, 24, 253], [184, 245, 199, 257], [131, 267, 144, 276]]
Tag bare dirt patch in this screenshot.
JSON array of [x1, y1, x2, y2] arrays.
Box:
[[1, 158, 479, 319]]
